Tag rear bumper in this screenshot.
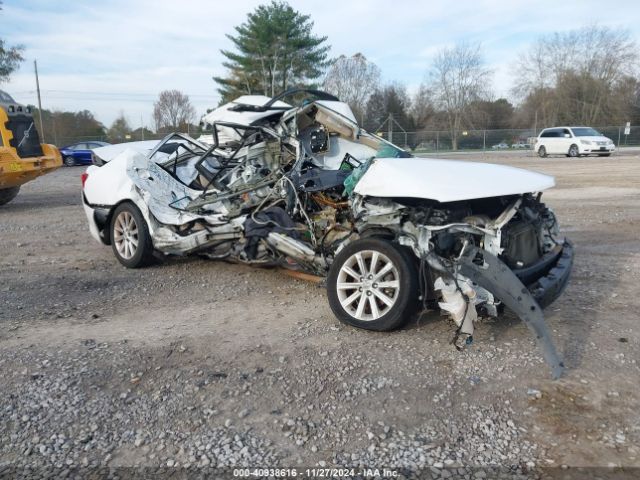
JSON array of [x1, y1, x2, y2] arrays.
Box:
[[82, 195, 111, 244], [514, 239, 574, 308]]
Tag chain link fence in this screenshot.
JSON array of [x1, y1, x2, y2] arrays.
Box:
[[52, 126, 640, 153], [377, 126, 640, 153]]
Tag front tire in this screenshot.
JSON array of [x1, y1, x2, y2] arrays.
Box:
[[110, 202, 154, 268], [327, 238, 418, 331], [538, 146, 547, 158], [0, 186, 20, 206], [568, 144, 579, 157], [64, 156, 76, 167]]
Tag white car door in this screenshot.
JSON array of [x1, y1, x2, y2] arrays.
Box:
[[537, 129, 550, 153], [542, 128, 560, 154], [558, 128, 573, 154]]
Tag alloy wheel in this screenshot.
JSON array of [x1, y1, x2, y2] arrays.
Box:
[[336, 250, 400, 321], [113, 211, 139, 260]]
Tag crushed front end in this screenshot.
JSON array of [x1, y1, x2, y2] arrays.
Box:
[[350, 192, 573, 378]]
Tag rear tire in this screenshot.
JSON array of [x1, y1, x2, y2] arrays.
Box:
[[538, 146, 547, 158], [64, 156, 76, 167], [110, 202, 155, 268], [0, 186, 20, 206], [327, 238, 418, 331]]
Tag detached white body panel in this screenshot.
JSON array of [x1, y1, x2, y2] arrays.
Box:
[[354, 157, 555, 202], [200, 95, 291, 126], [93, 140, 161, 163]]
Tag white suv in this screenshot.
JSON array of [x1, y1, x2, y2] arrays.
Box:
[[535, 126, 615, 158]]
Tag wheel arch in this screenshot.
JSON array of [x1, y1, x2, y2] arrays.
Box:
[[358, 226, 397, 240]]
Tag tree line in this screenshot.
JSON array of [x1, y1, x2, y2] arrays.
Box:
[[26, 89, 199, 146]]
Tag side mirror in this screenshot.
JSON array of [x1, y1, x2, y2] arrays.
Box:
[[564, 133, 571, 138]]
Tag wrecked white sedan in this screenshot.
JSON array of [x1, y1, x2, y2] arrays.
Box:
[[82, 90, 573, 377]]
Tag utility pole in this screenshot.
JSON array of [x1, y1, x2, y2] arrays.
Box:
[[532, 110, 539, 157], [617, 126, 621, 154], [34, 60, 45, 142], [51, 113, 58, 145], [388, 113, 393, 143], [141, 114, 144, 140]]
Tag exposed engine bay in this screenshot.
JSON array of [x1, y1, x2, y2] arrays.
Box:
[[83, 90, 574, 378]]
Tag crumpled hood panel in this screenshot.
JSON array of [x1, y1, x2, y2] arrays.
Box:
[[354, 157, 555, 202]]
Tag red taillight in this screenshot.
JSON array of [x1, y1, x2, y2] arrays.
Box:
[[81, 172, 89, 189]]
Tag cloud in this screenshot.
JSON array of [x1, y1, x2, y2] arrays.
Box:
[[2, 0, 639, 128]]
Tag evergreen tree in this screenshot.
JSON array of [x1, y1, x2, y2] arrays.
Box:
[[214, 1, 330, 103]]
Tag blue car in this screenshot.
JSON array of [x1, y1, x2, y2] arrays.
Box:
[[59, 141, 110, 166]]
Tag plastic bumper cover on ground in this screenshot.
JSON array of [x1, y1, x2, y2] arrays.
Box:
[[520, 240, 574, 309], [456, 242, 573, 379]]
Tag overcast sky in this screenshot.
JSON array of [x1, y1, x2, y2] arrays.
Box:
[[3, 0, 640, 129]]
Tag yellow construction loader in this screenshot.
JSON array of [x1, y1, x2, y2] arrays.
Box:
[[0, 90, 61, 205]]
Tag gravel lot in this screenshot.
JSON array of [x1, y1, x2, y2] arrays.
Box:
[[1, 151, 639, 478]]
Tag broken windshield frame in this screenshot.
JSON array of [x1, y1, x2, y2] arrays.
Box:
[[300, 101, 413, 160], [196, 121, 283, 195], [149, 133, 211, 166]]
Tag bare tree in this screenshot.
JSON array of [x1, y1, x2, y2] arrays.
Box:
[[153, 90, 196, 133], [410, 84, 436, 130], [514, 26, 638, 126], [323, 53, 381, 121], [426, 42, 491, 150]]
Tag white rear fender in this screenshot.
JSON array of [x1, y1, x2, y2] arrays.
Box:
[[83, 150, 140, 207], [83, 150, 158, 245]]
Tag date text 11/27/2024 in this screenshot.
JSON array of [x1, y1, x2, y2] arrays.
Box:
[[233, 468, 399, 478]]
